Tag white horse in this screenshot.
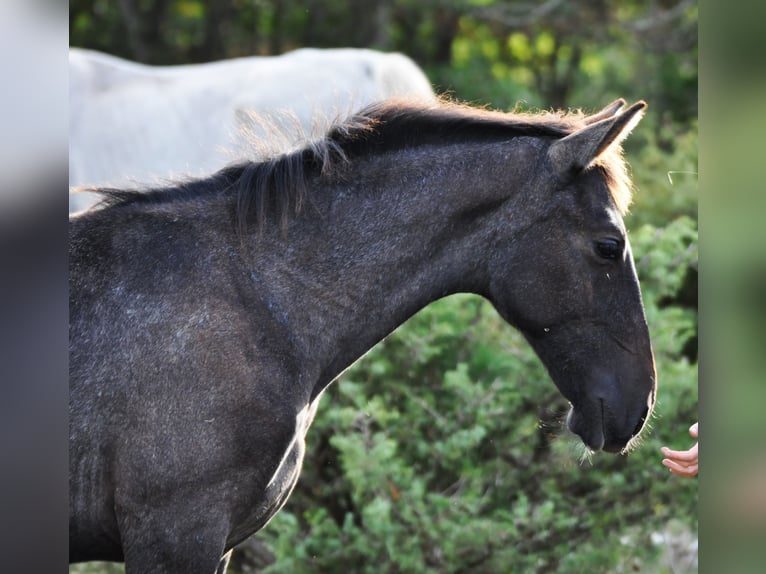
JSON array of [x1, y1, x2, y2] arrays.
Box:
[[69, 47, 435, 213]]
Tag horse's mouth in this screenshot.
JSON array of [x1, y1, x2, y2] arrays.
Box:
[[566, 402, 645, 454], [566, 406, 605, 452]]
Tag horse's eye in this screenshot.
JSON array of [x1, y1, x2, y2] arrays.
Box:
[[594, 239, 622, 260]]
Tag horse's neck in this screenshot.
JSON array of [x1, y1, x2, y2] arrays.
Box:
[[244, 142, 527, 397]]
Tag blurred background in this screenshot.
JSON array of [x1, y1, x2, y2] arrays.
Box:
[[68, 1, 698, 572]]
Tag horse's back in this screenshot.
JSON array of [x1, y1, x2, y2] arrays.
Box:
[[68, 46, 435, 213]]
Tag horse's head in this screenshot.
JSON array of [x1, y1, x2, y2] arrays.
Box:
[[487, 100, 655, 453]]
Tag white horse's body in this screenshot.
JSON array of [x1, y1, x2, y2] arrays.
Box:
[[69, 47, 435, 212]]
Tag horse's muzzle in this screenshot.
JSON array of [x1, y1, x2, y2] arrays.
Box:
[[566, 401, 649, 453]]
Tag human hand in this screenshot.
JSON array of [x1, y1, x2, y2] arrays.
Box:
[[660, 422, 698, 477]]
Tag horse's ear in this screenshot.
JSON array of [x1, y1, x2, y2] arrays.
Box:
[[548, 101, 647, 174], [583, 99, 626, 125]]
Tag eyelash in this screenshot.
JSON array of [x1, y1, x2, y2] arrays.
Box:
[[594, 239, 622, 260]]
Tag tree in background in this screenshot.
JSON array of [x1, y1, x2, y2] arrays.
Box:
[[70, 1, 696, 120], [70, 0, 698, 226]]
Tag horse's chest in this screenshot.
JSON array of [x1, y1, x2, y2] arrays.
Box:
[[228, 429, 308, 545], [265, 433, 306, 502]]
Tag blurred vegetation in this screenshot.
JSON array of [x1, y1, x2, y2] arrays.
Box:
[[69, 1, 697, 572]]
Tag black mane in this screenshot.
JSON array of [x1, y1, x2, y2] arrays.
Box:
[[77, 98, 592, 229]]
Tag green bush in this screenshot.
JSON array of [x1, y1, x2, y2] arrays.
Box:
[[255, 217, 698, 573], [626, 121, 698, 229]]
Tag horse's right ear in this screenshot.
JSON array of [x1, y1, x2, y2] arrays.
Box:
[[548, 101, 646, 175]]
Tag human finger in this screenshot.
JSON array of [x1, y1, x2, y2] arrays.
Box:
[[660, 444, 698, 462], [662, 458, 698, 477]]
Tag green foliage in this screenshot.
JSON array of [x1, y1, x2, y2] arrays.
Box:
[[252, 218, 697, 573], [626, 121, 698, 229], [70, 1, 697, 123]]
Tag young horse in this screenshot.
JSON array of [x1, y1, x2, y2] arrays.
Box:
[[69, 97, 656, 573]]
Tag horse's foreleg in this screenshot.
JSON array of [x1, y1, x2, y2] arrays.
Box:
[[117, 502, 230, 574]]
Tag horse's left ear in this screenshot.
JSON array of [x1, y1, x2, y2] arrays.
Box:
[[548, 101, 647, 174], [583, 98, 626, 125]]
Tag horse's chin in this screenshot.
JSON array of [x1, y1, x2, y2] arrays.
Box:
[[566, 406, 636, 454], [566, 407, 605, 452]]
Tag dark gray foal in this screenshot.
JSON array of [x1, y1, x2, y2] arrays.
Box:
[[69, 97, 655, 573]]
